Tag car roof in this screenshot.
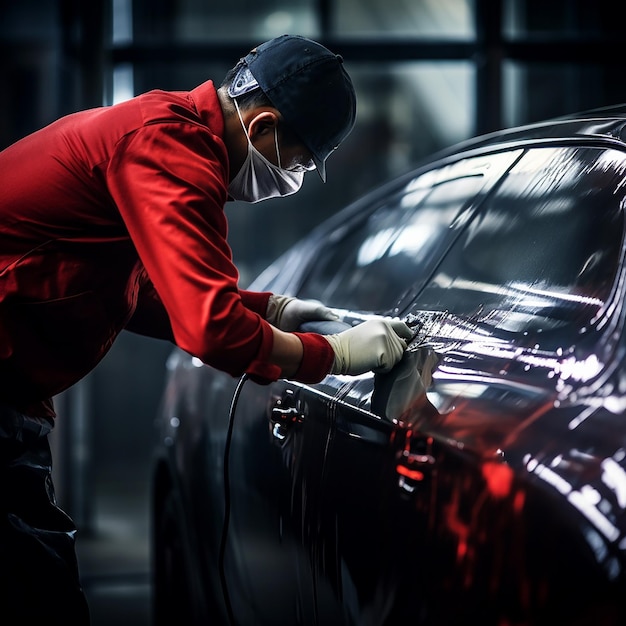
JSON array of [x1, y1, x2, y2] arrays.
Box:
[[341, 104, 626, 222], [432, 103, 626, 161]]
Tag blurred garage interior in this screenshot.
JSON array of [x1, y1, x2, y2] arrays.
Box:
[[1, 0, 624, 624]]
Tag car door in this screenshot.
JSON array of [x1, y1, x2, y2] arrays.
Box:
[[311, 143, 626, 624], [220, 150, 522, 625]]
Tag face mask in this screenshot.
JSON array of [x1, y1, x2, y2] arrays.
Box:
[[228, 100, 304, 203]]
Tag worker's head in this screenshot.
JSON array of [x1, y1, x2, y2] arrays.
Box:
[[219, 34, 357, 202]]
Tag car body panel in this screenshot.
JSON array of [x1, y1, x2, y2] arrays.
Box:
[[152, 105, 626, 625]]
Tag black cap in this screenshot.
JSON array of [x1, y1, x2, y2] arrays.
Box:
[[228, 34, 357, 182]]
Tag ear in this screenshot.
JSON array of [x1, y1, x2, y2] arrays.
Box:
[[247, 110, 279, 141]]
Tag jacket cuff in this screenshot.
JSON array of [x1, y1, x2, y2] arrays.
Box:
[[240, 290, 273, 317], [292, 332, 335, 383]]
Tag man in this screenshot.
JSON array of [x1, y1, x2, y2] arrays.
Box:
[[0, 34, 412, 622]]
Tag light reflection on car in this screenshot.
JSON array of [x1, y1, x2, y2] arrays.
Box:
[[151, 105, 626, 626]]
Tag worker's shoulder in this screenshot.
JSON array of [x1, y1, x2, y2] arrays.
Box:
[[136, 84, 222, 132], [137, 88, 195, 119], [74, 88, 206, 135], [61, 84, 224, 162]]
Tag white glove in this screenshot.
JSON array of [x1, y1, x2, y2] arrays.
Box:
[[266, 295, 339, 332], [325, 319, 414, 375]]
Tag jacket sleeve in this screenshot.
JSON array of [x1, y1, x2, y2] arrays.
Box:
[[106, 121, 280, 380]]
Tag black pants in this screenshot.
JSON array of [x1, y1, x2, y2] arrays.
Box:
[[0, 406, 90, 624]]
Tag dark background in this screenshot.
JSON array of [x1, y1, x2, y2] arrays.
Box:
[[1, 1, 624, 623]]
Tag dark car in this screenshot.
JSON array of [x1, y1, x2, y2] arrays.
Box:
[[151, 105, 626, 626]]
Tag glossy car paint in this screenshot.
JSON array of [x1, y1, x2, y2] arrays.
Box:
[[152, 106, 626, 625]]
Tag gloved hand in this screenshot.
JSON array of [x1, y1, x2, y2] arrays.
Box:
[[266, 294, 339, 332], [325, 318, 414, 375]]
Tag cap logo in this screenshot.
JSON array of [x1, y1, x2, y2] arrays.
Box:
[[228, 65, 260, 98]]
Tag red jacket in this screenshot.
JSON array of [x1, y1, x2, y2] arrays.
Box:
[[0, 80, 333, 417]]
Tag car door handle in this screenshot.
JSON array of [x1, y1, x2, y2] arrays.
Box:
[[270, 391, 303, 440], [272, 405, 300, 421]]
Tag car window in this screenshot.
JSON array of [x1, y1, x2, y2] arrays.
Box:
[[296, 152, 521, 312], [411, 146, 626, 334]]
